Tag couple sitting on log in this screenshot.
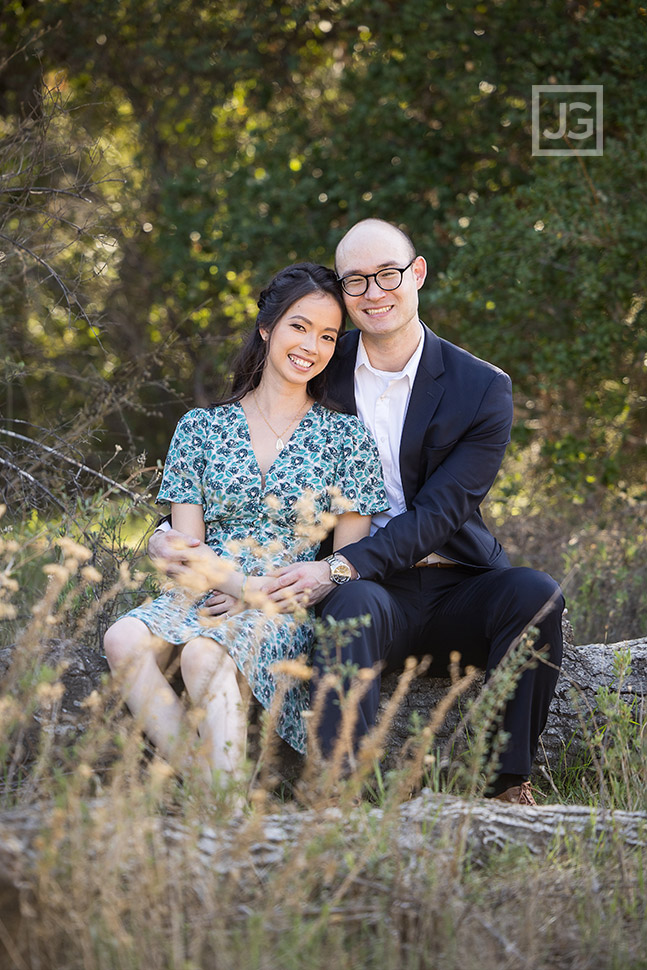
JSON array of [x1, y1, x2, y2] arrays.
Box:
[[104, 219, 564, 807]]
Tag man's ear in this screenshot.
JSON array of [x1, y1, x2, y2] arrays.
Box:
[[413, 255, 428, 290]]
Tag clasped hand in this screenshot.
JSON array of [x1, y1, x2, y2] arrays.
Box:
[[148, 528, 334, 615]]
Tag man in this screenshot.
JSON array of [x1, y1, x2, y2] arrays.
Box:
[[151, 219, 564, 806]]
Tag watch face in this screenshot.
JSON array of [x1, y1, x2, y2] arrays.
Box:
[[328, 555, 351, 583]]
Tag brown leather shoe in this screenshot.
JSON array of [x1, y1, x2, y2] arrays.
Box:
[[494, 780, 537, 806]]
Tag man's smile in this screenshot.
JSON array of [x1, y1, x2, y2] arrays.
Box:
[[363, 305, 394, 316]]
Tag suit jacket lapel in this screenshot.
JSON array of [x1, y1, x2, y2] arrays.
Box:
[[399, 325, 446, 504]]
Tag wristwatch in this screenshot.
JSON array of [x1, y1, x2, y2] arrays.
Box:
[[325, 554, 353, 584]]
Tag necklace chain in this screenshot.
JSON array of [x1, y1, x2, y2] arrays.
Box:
[[252, 393, 310, 451]]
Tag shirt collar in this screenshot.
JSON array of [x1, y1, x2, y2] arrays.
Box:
[[355, 322, 425, 384]]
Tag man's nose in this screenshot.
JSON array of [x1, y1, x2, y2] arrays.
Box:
[[365, 275, 384, 299]]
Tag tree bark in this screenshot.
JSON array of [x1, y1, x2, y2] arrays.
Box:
[[1, 792, 646, 926]]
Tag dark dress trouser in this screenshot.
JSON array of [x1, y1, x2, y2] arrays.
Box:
[[312, 563, 564, 778]]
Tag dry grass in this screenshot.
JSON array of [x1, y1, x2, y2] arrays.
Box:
[[492, 495, 647, 645], [1, 500, 647, 970]]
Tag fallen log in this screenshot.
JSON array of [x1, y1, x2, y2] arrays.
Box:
[[379, 635, 647, 772], [1, 791, 645, 927], [3, 634, 646, 967]]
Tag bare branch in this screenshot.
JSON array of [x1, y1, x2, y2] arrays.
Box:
[[0, 22, 54, 75], [0, 457, 68, 512], [0, 429, 158, 509], [0, 230, 105, 347]]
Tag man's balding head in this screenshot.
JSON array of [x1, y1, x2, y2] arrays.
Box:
[[335, 219, 415, 274]]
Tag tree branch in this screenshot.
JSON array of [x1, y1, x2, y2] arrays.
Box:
[[0, 429, 158, 508]]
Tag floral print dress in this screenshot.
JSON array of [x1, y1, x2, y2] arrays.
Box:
[[126, 402, 388, 753]]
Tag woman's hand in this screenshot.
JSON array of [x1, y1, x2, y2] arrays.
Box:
[[155, 539, 311, 614], [200, 576, 301, 616], [201, 590, 238, 616]]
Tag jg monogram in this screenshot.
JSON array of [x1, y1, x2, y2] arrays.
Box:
[[531, 85, 603, 157]]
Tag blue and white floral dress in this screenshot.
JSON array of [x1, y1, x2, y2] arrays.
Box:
[[126, 402, 388, 753]]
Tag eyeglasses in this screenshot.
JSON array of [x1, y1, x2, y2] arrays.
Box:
[[337, 257, 418, 297]]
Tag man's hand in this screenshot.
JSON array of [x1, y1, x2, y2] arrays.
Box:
[[148, 528, 202, 580], [266, 560, 336, 607], [203, 575, 313, 616]]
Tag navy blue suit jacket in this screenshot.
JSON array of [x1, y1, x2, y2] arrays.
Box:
[[327, 324, 513, 581]]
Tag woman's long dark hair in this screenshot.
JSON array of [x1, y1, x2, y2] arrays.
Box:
[[215, 262, 346, 408]]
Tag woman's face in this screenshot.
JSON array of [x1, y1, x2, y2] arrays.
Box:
[[260, 292, 342, 386]]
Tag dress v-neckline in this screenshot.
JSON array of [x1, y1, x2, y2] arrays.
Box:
[[236, 400, 316, 490]]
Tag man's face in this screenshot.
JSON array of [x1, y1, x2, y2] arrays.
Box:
[[335, 223, 427, 340]]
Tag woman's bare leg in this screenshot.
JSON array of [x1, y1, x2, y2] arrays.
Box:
[[180, 636, 249, 780], [104, 616, 192, 769]]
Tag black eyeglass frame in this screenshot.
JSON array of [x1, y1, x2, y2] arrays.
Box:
[[337, 256, 418, 296]]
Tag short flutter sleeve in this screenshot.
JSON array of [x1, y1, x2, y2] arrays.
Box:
[[157, 409, 208, 506], [329, 414, 389, 516]]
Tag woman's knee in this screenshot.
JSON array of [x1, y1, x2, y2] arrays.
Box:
[[103, 617, 161, 672], [104, 619, 138, 670]]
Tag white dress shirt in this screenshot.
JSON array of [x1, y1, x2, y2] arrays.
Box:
[[354, 324, 425, 535], [353, 324, 451, 566]]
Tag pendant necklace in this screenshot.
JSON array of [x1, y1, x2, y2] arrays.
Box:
[[252, 393, 311, 451]]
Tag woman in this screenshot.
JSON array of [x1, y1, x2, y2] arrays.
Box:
[[104, 263, 387, 790]]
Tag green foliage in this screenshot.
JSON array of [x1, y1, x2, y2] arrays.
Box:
[[589, 648, 647, 812], [2, 0, 646, 494], [444, 135, 647, 491], [0, 494, 156, 652]]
